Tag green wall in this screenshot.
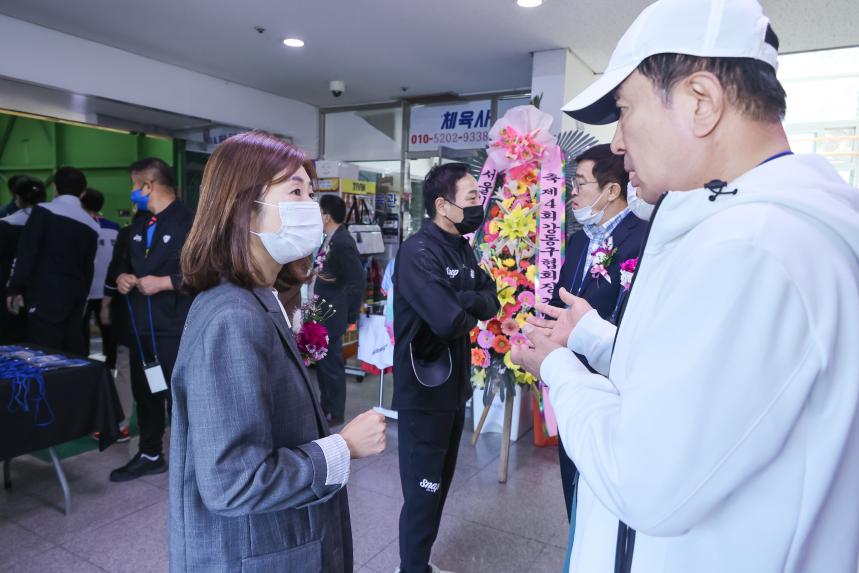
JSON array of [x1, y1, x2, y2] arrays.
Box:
[[0, 112, 183, 225]]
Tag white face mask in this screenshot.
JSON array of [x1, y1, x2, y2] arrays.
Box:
[[572, 188, 608, 226], [251, 201, 323, 265], [627, 182, 655, 221]]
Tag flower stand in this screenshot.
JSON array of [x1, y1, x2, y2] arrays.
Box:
[[471, 384, 534, 482]]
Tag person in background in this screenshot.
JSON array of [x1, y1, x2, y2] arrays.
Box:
[[0, 177, 46, 344], [106, 158, 194, 482], [171, 130, 386, 572], [550, 143, 645, 520], [314, 194, 365, 426], [0, 174, 27, 218], [5, 167, 98, 354], [392, 163, 499, 573], [97, 205, 151, 444], [80, 188, 119, 365]]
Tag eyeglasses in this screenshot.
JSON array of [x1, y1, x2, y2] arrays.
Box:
[[573, 179, 599, 191]]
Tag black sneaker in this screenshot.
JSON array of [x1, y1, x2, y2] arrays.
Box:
[[109, 453, 167, 482]]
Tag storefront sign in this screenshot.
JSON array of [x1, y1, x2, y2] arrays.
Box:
[[341, 179, 377, 195], [409, 101, 492, 152]]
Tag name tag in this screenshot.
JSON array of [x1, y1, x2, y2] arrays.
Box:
[[144, 361, 168, 393]]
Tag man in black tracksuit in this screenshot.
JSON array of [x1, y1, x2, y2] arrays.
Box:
[[393, 163, 499, 573], [106, 158, 194, 482]]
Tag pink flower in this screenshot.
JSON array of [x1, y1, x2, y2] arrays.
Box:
[[620, 258, 638, 273], [590, 264, 611, 283], [501, 318, 520, 336], [502, 302, 522, 319], [296, 321, 330, 365], [620, 258, 638, 291], [517, 291, 535, 308], [510, 333, 528, 347], [477, 330, 495, 350], [508, 161, 539, 182]]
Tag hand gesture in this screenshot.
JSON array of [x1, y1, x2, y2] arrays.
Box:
[[137, 275, 169, 296], [117, 273, 137, 295], [526, 288, 593, 347], [510, 327, 564, 379], [339, 410, 387, 459]]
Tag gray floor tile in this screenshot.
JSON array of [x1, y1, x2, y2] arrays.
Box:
[[443, 464, 570, 549], [0, 487, 43, 520], [365, 513, 546, 573], [11, 473, 165, 545], [350, 452, 403, 501], [62, 501, 168, 573], [0, 546, 105, 573], [0, 520, 54, 570], [348, 485, 402, 567], [528, 543, 567, 573], [138, 469, 171, 491]]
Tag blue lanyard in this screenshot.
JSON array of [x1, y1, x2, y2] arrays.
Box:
[[2, 358, 54, 427], [126, 295, 159, 364], [759, 150, 793, 166], [570, 245, 588, 296], [145, 222, 157, 256]]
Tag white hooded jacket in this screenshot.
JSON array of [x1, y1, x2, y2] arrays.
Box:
[[542, 154, 859, 573]]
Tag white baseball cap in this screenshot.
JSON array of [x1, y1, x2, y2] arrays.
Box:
[[562, 0, 780, 125]]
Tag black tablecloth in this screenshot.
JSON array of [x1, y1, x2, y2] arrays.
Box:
[[0, 351, 125, 459]]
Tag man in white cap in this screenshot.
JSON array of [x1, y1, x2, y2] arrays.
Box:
[[512, 0, 859, 572]]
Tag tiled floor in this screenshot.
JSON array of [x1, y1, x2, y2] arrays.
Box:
[[1, 369, 569, 573]]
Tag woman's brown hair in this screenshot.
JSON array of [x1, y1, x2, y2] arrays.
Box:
[[181, 130, 317, 294]]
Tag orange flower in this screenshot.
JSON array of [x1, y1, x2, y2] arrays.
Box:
[[470, 328, 479, 345], [471, 348, 490, 368], [523, 169, 539, 187], [492, 335, 511, 354]]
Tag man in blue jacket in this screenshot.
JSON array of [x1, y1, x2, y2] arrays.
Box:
[[551, 143, 646, 520], [393, 163, 499, 573]]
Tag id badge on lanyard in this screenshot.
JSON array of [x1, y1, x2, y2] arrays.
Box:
[[143, 361, 168, 393]]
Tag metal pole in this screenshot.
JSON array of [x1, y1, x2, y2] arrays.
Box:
[[48, 447, 72, 515]]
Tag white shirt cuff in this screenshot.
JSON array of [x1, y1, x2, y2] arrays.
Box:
[[567, 309, 607, 350], [540, 347, 589, 387], [313, 434, 351, 486]]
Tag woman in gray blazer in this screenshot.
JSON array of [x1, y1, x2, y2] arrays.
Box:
[[170, 130, 386, 573]]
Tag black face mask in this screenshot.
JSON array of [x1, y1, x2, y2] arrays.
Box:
[[445, 201, 485, 235]]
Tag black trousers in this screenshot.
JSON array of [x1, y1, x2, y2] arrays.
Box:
[[398, 407, 465, 573], [316, 333, 345, 418], [559, 436, 578, 522], [82, 299, 117, 368], [27, 305, 86, 356], [129, 333, 180, 457]]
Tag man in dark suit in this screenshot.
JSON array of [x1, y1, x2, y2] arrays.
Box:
[[550, 143, 646, 520], [106, 158, 195, 482], [314, 194, 365, 426], [5, 167, 99, 355]]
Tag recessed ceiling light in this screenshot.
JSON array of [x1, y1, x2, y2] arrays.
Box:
[[283, 38, 305, 48], [516, 0, 543, 6]]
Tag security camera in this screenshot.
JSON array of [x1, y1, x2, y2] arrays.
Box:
[[330, 80, 345, 98]]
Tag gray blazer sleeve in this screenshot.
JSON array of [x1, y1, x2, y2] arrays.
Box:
[[184, 305, 341, 517]]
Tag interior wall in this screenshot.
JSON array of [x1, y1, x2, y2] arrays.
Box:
[[0, 15, 320, 156]]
